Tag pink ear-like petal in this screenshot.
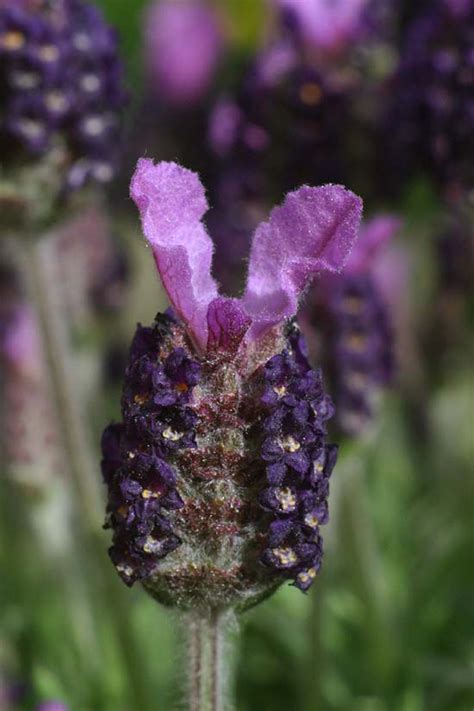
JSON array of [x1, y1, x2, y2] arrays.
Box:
[[243, 184, 362, 340], [130, 158, 218, 351]]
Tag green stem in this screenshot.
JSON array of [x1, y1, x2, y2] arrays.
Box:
[[185, 611, 234, 711], [24, 234, 104, 528]]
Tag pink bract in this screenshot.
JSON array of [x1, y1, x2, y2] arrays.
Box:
[[130, 158, 363, 353]]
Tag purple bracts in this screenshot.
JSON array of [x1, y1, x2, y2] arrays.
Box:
[[0, 0, 126, 188]]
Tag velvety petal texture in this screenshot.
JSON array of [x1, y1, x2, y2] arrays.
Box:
[[130, 159, 219, 351], [243, 185, 363, 340]]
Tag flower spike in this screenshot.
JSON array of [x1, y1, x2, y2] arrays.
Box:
[[105, 159, 363, 606]]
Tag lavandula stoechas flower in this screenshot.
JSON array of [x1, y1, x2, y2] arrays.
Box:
[[144, 0, 223, 107], [0, 0, 126, 224], [101, 159, 362, 607], [383, 0, 474, 196], [309, 215, 401, 436]]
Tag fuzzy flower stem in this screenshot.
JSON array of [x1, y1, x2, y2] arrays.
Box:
[[185, 611, 233, 711], [24, 235, 103, 529]]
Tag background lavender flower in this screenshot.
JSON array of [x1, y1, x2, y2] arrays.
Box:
[[143, 0, 223, 106], [307, 215, 401, 436], [382, 0, 474, 196], [0, 0, 127, 191]]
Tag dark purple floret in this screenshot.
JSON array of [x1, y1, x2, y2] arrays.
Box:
[[0, 0, 127, 189], [101, 313, 200, 586], [258, 323, 337, 592]]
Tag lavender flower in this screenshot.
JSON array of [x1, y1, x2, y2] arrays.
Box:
[[101, 159, 362, 606], [309, 215, 401, 436], [143, 0, 223, 106], [0, 0, 126, 194], [383, 0, 474, 194]]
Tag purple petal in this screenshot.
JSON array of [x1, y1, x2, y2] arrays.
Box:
[[243, 185, 362, 341], [206, 297, 251, 354], [130, 159, 219, 351], [346, 215, 402, 274]]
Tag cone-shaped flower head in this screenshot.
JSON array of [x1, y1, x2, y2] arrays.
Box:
[[101, 158, 362, 609], [0, 0, 126, 205]]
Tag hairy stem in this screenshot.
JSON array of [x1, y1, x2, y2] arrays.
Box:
[[185, 610, 235, 711]]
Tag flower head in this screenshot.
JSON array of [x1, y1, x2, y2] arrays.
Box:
[[102, 158, 362, 608], [383, 1, 474, 194], [0, 0, 126, 191]]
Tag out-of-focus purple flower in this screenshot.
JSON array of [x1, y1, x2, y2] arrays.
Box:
[[309, 214, 401, 436], [35, 702, 69, 711], [0, 0, 127, 190], [101, 158, 362, 603], [0, 302, 64, 482], [382, 1, 474, 194], [144, 0, 223, 106], [53, 207, 129, 325], [208, 98, 244, 157], [276, 0, 371, 54]]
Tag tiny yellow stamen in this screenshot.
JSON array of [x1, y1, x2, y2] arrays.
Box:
[[141, 489, 159, 499], [297, 567, 317, 585], [143, 536, 162, 554], [313, 460, 324, 474], [304, 513, 319, 528], [134, 393, 148, 405], [281, 435, 300, 453], [276, 487, 297, 512], [273, 385, 287, 398], [272, 546, 298, 567], [162, 427, 183, 441]]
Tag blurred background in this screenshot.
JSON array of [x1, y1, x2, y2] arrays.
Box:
[[0, 0, 472, 709]]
